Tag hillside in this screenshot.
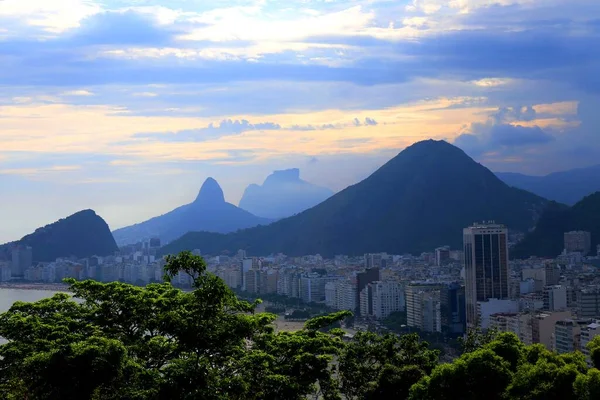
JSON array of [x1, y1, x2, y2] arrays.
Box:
[[160, 140, 548, 257], [496, 164, 600, 205], [112, 178, 271, 246], [239, 168, 333, 219], [0, 209, 118, 262], [512, 192, 600, 258]]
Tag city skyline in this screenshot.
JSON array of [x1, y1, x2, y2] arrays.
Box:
[[1, 0, 600, 243]]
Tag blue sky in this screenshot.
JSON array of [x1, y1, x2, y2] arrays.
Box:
[[0, 0, 599, 242]]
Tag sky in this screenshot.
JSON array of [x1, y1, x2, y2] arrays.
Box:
[[1, 0, 599, 242]]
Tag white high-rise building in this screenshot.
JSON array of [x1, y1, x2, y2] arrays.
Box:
[[406, 283, 443, 332], [464, 223, 510, 330], [366, 281, 405, 319]]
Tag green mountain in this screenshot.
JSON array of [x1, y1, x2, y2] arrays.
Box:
[[0, 210, 118, 262], [512, 192, 600, 258], [160, 140, 548, 257]]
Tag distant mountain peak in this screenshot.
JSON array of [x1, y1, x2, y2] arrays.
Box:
[[239, 168, 333, 219], [264, 168, 301, 185], [195, 177, 225, 204], [164, 139, 548, 257]]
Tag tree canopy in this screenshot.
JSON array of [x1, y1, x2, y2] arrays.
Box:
[[0, 251, 599, 399]]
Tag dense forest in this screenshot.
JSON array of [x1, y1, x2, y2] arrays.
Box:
[[1, 252, 599, 399]]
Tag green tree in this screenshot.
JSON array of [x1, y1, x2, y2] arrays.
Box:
[[338, 331, 438, 399], [409, 348, 512, 400]]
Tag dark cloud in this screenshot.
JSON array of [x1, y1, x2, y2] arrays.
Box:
[[455, 122, 554, 157]]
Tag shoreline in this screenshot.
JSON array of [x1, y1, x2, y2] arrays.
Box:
[[0, 283, 71, 292]]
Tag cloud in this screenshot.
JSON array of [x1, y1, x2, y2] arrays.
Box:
[[353, 117, 378, 126], [61, 90, 94, 96], [134, 119, 283, 142], [454, 112, 555, 157]]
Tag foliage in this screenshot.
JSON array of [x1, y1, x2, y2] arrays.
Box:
[[337, 331, 439, 399], [2, 251, 600, 399]]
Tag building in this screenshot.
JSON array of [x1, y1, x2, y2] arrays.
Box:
[[543, 285, 567, 311], [477, 298, 518, 330], [489, 313, 518, 333], [577, 286, 600, 318], [406, 283, 443, 333], [435, 246, 450, 267], [522, 268, 546, 287], [299, 275, 333, 303], [356, 268, 380, 316], [364, 254, 389, 269], [532, 311, 572, 350], [545, 263, 561, 286], [360, 281, 405, 319], [0, 262, 11, 281], [334, 279, 358, 312], [581, 321, 600, 366], [564, 231, 592, 255], [464, 223, 510, 330], [554, 319, 592, 354], [11, 246, 33, 278], [441, 283, 466, 334]]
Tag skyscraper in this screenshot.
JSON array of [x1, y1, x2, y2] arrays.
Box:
[[464, 222, 509, 330]]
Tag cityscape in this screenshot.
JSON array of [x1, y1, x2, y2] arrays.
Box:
[[2, 0, 600, 397], [4, 223, 600, 360]]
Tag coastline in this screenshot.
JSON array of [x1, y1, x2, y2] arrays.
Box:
[[0, 283, 71, 292]]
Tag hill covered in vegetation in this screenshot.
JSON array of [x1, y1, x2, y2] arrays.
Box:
[[161, 140, 547, 257]]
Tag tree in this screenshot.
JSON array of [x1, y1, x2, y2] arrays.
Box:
[[338, 331, 438, 399], [409, 348, 513, 400]]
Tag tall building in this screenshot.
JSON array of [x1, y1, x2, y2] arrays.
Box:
[[360, 281, 405, 319], [11, 246, 33, 278], [577, 286, 600, 318], [441, 283, 466, 334], [356, 268, 380, 316], [543, 285, 567, 311], [545, 263, 561, 286], [299, 275, 333, 303], [464, 222, 509, 330], [406, 283, 444, 333], [564, 231, 592, 255], [435, 246, 450, 267]]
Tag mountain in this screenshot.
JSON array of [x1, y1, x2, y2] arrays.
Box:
[[496, 165, 600, 205], [112, 178, 271, 246], [511, 192, 600, 259], [239, 168, 333, 219], [0, 210, 118, 263], [160, 140, 548, 257]]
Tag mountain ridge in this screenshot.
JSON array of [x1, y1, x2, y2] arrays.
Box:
[[238, 168, 333, 219], [112, 177, 271, 246], [161, 139, 548, 257], [496, 164, 600, 205], [0, 209, 118, 263], [511, 192, 600, 258]]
